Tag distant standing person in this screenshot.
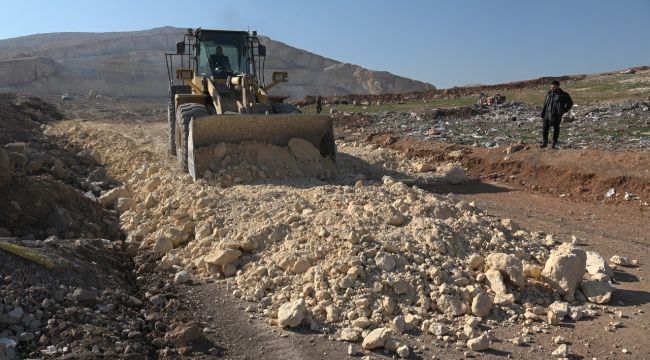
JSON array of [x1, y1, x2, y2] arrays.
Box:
[[540, 80, 573, 149], [316, 95, 323, 114]]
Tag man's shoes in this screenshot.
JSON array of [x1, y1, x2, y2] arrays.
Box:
[[539, 143, 547, 148], [551, 143, 558, 149]]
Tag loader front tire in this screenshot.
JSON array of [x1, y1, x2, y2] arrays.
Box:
[[272, 102, 301, 114], [175, 103, 209, 171], [167, 85, 191, 156]]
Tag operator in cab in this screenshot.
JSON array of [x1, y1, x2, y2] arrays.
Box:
[[210, 46, 231, 73]]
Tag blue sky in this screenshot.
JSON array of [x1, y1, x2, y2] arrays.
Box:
[[2, 0, 648, 88]]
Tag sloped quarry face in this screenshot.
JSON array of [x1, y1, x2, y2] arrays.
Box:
[[0, 57, 61, 87], [0, 28, 434, 98]]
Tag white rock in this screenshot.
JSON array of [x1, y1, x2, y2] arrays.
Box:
[[541, 243, 587, 298], [292, 258, 311, 274], [362, 327, 391, 350], [375, 253, 396, 271], [174, 271, 191, 284], [471, 293, 492, 317], [467, 333, 490, 351], [580, 280, 613, 304], [485, 253, 525, 288], [99, 186, 128, 207], [352, 317, 371, 328], [391, 315, 406, 334], [347, 344, 361, 356], [428, 323, 449, 336], [610, 255, 634, 266], [340, 328, 358, 342], [116, 197, 133, 212], [468, 254, 485, 270], [277, 299, 306, 328], [553, 336, 568, 345], [153, 237, 174, 254], [204, 249, 242, 267], [386, 212, 406, 226], [437, 294, 465, 317], [438, 162, 468, 184], [413, 162, 434, 173], [485, 269, 508, 296], [586, 251, 614, 277], [396, 344, 410, 358], [164, 227, 190, 247], [552, 344, 568, 357]]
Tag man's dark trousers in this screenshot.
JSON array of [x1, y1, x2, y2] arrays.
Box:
[[542, 119, 560, 146]]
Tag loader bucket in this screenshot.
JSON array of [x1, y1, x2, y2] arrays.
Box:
[[187, 114, 337, 180]]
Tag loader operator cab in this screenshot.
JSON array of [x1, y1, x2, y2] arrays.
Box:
[[196, 30, 256, 80]]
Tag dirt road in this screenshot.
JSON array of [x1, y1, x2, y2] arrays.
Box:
[[44, 115, 649, 359]]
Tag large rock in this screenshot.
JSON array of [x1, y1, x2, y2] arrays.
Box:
[[610, 255, 634, 266], [413, 162, 434, 173], [437, 163, 468, 184], [165, 322, 201, 346], [277, 299, 306, 328], [164, 227, 190, 247], [471, 293, 492, 317], [71, 287, 98, 304], [436, 294, 465, 317], [362, 327, 391, 350], [485, 253, 525, 288], [580, 280, 613, 304], [467, 333, 490, 351], [541, 243, 587, 298], [484, 269, 508, 296], [153, 237, 174, 254], [99, 186, 128, 207], [585, 251, 614, 278], [204, 249, 242, 267], [375, 253, 397, 271]]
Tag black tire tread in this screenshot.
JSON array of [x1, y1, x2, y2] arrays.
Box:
[[175, 103, 209, 171]]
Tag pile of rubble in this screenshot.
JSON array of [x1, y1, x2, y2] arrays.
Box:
[[336, 100, 650, 150], [50, 121, 631, 358], [0, 239, 150, 359], [0, 94, 121, 239], [195, 138, 337, 185], [0, 95, 153, 359]]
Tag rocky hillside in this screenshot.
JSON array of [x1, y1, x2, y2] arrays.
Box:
[[0, 27, 433, 99]]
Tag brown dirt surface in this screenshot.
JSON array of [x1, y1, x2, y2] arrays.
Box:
[[365, 133, 650, 207]]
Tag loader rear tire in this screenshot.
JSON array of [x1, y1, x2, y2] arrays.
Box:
[[167, 102, 176, 155], [175, 103, 209, 171]]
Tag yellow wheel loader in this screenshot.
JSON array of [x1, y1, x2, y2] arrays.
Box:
[[165, 28, 336, 180]]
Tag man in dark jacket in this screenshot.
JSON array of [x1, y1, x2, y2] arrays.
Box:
[[316, 95, 323, 114], [540, 80, 573, 148]]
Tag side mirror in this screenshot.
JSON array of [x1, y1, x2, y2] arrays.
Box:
[[272, 71, 288, 82], [176, 69, 193, 80], [176, 41, 186, 54], [258, 45, 266, 57]]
